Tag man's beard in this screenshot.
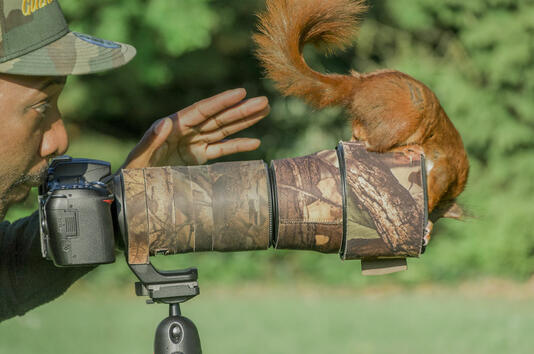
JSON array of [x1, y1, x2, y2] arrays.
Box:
[[0, 166, 48, 220]]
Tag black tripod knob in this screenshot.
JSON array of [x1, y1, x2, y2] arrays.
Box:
[[154, 303, 202, 354]]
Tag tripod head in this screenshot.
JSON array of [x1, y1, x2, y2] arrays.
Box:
[[129, 261, 202, 354], [154, 303, 201, 354]]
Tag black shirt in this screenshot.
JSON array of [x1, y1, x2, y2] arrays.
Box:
[[0, 211, 94, 322]]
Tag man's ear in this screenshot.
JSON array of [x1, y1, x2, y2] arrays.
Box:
[[430, 201, 466, 222]]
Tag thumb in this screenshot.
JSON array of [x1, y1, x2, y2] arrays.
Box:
[[123, 118, 173, 169], [150, 117, 173, 147]]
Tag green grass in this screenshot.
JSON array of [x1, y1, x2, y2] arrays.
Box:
[[1, 281, 533, 354]]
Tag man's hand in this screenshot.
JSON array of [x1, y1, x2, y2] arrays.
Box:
[[122, 88, 269, 169]]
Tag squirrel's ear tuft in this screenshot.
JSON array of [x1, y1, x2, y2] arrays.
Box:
[[441, 202, 465, 220], [430, 201, 466, 221]]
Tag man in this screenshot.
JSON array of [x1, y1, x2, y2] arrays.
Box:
[[0, 0, 269, 321]]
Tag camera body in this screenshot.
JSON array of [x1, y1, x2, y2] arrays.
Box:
[[39, 156, 116, 267]]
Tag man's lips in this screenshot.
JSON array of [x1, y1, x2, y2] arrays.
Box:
[[10, 166, 48, 194]]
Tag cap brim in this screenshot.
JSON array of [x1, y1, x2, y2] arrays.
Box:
[[0, 31, 136, 76]]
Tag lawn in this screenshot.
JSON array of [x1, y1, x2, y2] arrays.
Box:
[[1, 280, 533, 354]]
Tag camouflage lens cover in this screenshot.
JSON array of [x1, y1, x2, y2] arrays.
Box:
[[121, 142, 427, 265], [271, 149, 343, 253], [339, 142, 426, 260], [122, 162, 271, 265]]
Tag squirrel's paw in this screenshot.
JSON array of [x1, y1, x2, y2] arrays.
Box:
[[391, 145, 425, 164], [423, 220, 433, 246]]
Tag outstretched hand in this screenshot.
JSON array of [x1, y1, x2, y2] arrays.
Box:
[[122, 88, 269, 169]]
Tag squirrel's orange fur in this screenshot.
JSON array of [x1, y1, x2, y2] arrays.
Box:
[[254, 0, 469, 223]]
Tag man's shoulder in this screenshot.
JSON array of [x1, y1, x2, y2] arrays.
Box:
[[0, 211, 39, 240]]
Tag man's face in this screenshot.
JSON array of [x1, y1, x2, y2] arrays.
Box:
[[0, 74, 68, 220]]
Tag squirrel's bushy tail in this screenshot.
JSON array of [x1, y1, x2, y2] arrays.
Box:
[[254, 0, 367, 108]]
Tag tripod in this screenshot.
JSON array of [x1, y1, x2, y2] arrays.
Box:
[[129, 262, 202, 354]]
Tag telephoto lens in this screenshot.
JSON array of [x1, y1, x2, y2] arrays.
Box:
[[115, 141, 427, 266]]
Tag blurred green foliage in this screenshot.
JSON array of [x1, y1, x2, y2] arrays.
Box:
[[6, 0, 534, 284]]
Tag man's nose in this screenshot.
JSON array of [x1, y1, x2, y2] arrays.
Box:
[[40, 118, 69, 158]]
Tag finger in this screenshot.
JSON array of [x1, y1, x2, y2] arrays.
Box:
[[196, 105, 269, 144], [175, 88, 248, 128], [123, 118, 173, 168], [205, 138, 261, 160], [198, 96, 269, 133]]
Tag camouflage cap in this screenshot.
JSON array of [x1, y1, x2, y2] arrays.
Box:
[[0, 0, 136, 76]]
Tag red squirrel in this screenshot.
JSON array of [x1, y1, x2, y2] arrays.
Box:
[[254, 0, 469, 243]]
